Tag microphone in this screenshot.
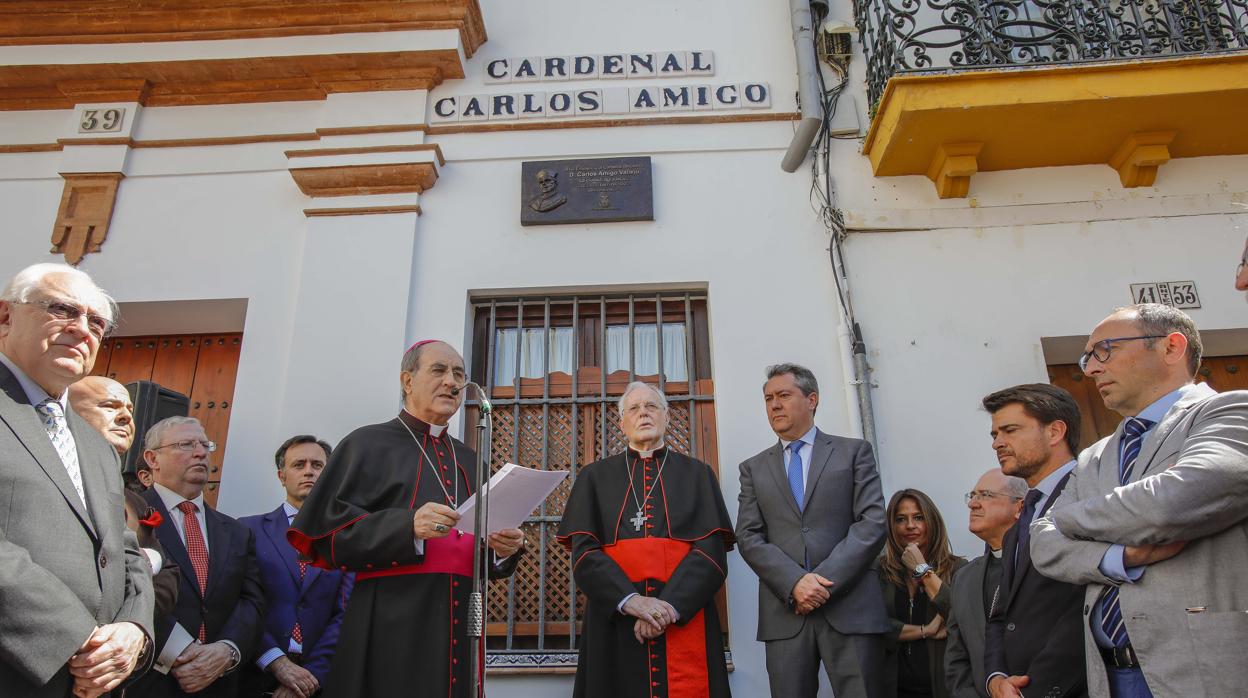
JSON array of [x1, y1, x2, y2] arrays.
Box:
[[452, 382, 493, 414]]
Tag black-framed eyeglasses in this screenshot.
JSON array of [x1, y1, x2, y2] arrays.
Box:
[[1078, 335, 1166, 371], [964, 490, 1022, 504], [152, 439, 217, 453], [16, 299, 114, 340]]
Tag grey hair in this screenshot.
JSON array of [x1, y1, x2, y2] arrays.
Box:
[[617, 381, 668, 417], [399, 341, 434, 404], [2, 262, 118, 323], [144, 416, 203, 452], [764, 363, 819, 397], [1001, 474, 1028, 500], [1114, 303, 1202, 376]]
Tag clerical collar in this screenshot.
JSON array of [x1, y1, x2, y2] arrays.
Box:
[[628, 442, 667, 459], [989, 548, 1003, 559], [398, 409, 448, 437]]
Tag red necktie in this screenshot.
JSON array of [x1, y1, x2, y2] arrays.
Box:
[[177, 500, 210, 641], [292, 561, 307, 644]]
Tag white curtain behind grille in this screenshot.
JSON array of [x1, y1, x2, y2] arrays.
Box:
[[605, 324, 688, 381], [493, 327, 574, 386]]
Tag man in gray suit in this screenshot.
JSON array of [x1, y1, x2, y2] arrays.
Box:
[[0, 262, 154, 698], [944, 468, 1025, 698], [737, 363, 889, 698], [1032, 303, 1248, 698]]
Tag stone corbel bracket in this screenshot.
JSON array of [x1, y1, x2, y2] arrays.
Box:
[[52, 172, 125, 265], [926, 142, 982, 199], [1109, 131, 1175, 188], [287, 144, 445, 217]]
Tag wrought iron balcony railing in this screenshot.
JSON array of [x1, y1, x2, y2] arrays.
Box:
[[854, 0, 1248, 106]]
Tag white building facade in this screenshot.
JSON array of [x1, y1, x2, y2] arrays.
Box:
[[1, 1, 1245, 695]]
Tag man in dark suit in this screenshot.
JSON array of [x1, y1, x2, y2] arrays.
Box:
[[982, 384, 1088, 698], [240, 435, 352, 698], [0, 262, 154, 698], [132, 415, 265, 697], [736, 363, 889, 698], [944, 468, 1026, 698]]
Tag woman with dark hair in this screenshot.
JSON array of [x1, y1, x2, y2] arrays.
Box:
[[879, 489, 966, 698]]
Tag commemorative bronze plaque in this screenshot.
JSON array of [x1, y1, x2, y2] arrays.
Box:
[[520, 156, 654, 226]]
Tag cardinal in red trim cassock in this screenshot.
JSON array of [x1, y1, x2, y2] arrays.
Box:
[[557, 380, 734, 698], [288, 340, 524, 698]]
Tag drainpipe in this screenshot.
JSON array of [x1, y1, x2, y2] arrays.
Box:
[[830, 242, 879, 458], [781, 0, 823, 172]]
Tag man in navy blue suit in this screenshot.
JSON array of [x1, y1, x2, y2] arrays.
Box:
[[133, 416, 265, 697], [240, 435, 352, 698]]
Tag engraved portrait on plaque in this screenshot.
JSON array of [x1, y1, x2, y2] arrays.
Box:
[[520, 157, 654, 226]]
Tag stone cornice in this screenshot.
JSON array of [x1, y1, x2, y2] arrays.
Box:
[[0, 1, 487, 57]]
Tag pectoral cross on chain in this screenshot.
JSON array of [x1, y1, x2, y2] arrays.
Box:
[[630, 510, 648, 531]]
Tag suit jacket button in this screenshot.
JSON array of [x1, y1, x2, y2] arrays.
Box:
[[802, 527, 811, 533], [1006, 622, 1016, 631], [98, 552, 107, 568]]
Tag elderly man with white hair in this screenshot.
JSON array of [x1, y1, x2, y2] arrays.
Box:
[[557, 381, 735, 698], [0, 262, 154, 698]]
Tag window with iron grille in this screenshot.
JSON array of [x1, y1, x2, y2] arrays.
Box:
[[465, 290, 724, 672]]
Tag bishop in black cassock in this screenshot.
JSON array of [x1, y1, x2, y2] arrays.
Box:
[[288, 341, 523, 698], [558, 381, 734, 698]]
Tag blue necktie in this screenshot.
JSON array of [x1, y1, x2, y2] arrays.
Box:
[[787, 441, 805, 512], [1098, 416, 1155, 647], [1014, 489, 1043, 564]]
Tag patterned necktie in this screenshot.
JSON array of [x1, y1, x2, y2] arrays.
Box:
[[289, 511, 305, 645], [1014, 489, 1044, 564], [787, 441, 805, 512], [35, 399, 86, 507], [178, 500, 210, 641], [1098, 417, 1155, 647], [292, 559, 307, 644]]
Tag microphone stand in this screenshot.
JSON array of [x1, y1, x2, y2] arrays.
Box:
[[467, 383, 492, 698]]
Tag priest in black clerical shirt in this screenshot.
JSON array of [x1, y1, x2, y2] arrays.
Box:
[[288, 340, 524, 698], [557, 381, 735, 698], [944, 468, 1026, 698]]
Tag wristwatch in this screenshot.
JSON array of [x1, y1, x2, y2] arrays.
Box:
[[222, 642, 241, 672], [911, 562, 934, 579]]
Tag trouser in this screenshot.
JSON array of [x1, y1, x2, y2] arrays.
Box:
[[764, 620, 884, 698]]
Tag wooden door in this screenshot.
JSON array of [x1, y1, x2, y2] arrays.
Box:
[[92, 333, 242, 507]]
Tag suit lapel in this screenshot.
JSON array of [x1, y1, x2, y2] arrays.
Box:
[[205, 505, 230, 596], [967, 555, 990, 634], [0, 365, 96, 536], [145, 489, 203, 600], [765, 441, 802, 518], [266, 506, 303, 588], [1132, 383, 1213, 481], [1003, 522, 1024, 601], [803, 431, 834, 504], [69, 412, 107, 538]]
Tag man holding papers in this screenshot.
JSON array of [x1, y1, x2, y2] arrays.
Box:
[[289, 340, 523, 698], [558, 381, 735, 698]]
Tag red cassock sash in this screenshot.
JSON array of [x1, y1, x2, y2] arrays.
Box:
[[356, 530, 475, 580], [603, 538, 709, 698]]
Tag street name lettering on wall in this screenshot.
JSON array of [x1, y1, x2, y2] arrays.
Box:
[[485, 51, 716, 83], [1130, 281, 1201, 309], [431, 49, 771, 123]]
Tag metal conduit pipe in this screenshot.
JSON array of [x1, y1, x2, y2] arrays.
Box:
[[781, 0, 824, 172]]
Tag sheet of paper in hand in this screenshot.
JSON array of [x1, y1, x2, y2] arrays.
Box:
[[455, 463, 567, 535]]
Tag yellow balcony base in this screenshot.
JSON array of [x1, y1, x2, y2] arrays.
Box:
[[863, 53, 1248, 198]]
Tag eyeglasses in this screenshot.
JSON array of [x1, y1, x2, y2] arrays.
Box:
[[16, 299, 114, 340], [964, 490, 1023, 504], [152, 439, 217, 453], [1078, 335, 1166, 371]]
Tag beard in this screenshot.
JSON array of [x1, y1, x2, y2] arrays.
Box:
[[1005, 448, 1049, 482]]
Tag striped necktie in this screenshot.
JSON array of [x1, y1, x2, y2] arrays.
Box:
[[1097, 416, 1154, 648], [35, 399, 86, 507]]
